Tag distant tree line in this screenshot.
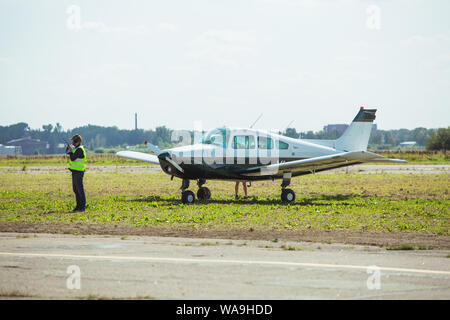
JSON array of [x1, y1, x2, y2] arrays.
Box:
[[0, 122, 448, 153], [0, 122, 30, 144], [0, 123, 174, 154], [281, 127, 445, 150], [425, 127, 450, 150]]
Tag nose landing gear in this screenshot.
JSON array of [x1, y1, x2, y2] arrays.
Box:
[[180, 179, 195, 204], [280, 172, 295, 203], [180, 179, 211, 204]]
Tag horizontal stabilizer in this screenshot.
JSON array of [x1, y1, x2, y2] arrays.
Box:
[[116, 151, 160, 164]]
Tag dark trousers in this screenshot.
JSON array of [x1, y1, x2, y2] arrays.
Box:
[[72, 171, 86, 210]]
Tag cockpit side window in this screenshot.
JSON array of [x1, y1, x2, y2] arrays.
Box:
[[257, 136, 273, 149], [232, 135, 255, 149]]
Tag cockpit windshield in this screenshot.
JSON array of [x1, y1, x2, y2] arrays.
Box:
[[202, 128, 228, 148]]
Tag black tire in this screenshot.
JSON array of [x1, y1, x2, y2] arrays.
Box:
[[204, 187, 211, 200], [181, 190, 195, 204], [197, 187, 206, 200], [281, 188, 295, 203], [197, 187, 211, 200]]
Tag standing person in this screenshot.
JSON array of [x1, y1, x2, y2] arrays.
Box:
[[66, 134, 86, 212], [234, 181, 248, 200]]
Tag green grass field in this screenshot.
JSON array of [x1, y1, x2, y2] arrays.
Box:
[[0, 172, 448, 235], [374, 150, 449, 164]]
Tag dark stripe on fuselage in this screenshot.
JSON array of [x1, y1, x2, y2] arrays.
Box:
[[160, 157, 305, 179]]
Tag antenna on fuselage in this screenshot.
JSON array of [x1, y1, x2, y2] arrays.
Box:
[[249, 113, 263, 129], [284, 120, 294, 131]]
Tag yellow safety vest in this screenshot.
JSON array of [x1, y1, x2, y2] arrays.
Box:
[[68, 145, 87, 171]]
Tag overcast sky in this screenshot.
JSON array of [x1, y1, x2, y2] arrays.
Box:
[[0, 0, 449, 132]]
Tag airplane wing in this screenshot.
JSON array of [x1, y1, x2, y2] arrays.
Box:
[[116, 151, 160, 165], [242, 151, 401, 176]]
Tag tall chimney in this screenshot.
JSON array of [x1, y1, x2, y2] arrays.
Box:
[[135, 113, 137, 130]]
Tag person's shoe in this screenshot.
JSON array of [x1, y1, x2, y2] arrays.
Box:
[[235, 195, 239, 200], [244, 196, 248, 199]]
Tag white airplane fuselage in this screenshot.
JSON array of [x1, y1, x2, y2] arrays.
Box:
[[160, 128, 349, 181]]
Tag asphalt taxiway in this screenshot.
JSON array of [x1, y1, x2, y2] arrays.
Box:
[[0, 233, 449, 299]]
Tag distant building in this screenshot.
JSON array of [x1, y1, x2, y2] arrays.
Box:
[[54, 143, 67, 154], [6, 136, 49, 155], [0, 144, 22, 155], [399, 141, 416, 147], [323, 124, 349, 134], [371, 124, 377, 132], [323, 123, 377, 134]]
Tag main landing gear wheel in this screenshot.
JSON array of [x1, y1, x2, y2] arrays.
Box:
[[181, 190, 195, 204], [281, 188, 295, 203], [197, 187, 211, 200]]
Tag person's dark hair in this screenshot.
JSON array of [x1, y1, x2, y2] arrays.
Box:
[[71, 134, 82, 144]]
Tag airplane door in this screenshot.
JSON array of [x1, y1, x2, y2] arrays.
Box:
[[257, 135, 278, 166], [227, 133, 257, 166]]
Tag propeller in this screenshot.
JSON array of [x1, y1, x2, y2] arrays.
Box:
[[161, 153, 184, 173], [145, 141, 184, 174]]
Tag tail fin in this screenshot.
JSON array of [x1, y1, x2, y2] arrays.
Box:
[[335, 108, 376, 151]]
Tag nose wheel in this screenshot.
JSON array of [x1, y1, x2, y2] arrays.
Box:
[[181, 190, 195, 204], [281, 188, 295, 202]]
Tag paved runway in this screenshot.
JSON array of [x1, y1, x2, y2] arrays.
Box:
[[0, 233, 449, 299]]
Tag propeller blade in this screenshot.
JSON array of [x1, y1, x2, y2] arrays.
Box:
[[165, 156, 184, 173], [144, 140, 162, 155]]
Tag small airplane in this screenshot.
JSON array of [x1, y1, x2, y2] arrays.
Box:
[[116, 107, 406, 204]]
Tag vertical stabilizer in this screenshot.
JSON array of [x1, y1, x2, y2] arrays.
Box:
[[335, 108, 376, 151]]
